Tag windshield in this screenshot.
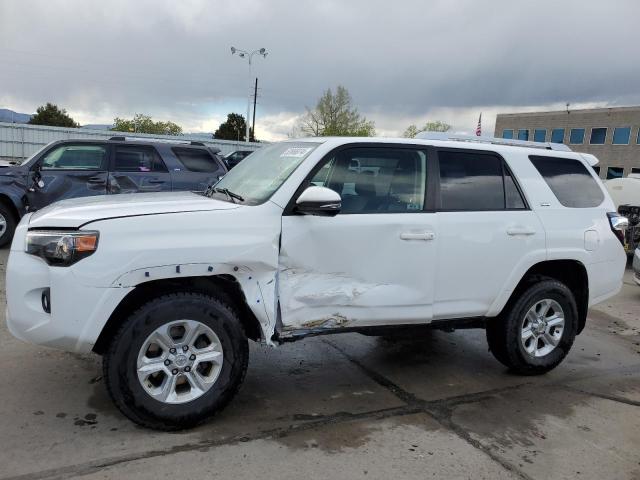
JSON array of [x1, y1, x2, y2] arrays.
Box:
[[212, 142, 321, 205]]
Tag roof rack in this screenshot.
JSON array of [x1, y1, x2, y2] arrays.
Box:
[[108, 136, 209, 147], [416, 132, 572, 152]]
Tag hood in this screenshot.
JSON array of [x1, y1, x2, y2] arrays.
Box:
[[29, 191, 240, 228]]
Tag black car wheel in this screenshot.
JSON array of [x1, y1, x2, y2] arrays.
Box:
[[0, 203, 17, 248], [486, 277, 578, 375], [103, 292, 249, 430]]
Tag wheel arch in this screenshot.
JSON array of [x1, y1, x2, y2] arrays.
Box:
[[92, 274, 264, 355], [498, 259, 589, 334], [0, 193, 22, 223]]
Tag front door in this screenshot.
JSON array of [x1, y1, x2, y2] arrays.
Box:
[[279, 145, 437, 332], [27, 143, 108, 211], [108, 145, 172, 194]]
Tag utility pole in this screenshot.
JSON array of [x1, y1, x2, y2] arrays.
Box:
[[252, 77, 258, 142], [230, 46, 268, 144]]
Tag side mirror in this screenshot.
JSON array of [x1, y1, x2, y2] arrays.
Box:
[[29, 162, 45, 191], [295, 186, 341, 216]]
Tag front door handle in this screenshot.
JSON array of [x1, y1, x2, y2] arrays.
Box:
[[506, 226, 536, 236], [87, 176, 105, 184], [400, 232, 435, 241], [147, 179, 166, 184]]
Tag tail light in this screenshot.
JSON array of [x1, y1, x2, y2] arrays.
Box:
[[607, 212, 629, 246]]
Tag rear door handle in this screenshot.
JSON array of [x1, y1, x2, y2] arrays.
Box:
[[400, 232, 435, 241], [148, 179, 166, 184], [507, 226, 536, 236]]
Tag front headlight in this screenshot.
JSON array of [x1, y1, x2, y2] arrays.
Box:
[[25, 230, 99, 266]]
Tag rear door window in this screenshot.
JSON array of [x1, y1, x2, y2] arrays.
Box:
[[438, 150, 525, 211], [529, 155, 604, 208], [172, 148, 224, 174], [114, 146, 167, 172]]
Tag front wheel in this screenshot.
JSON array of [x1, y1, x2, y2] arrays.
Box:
[[0, 203, 16, 248], [103, 292, 249, 430], [486, 278, 577, 375]]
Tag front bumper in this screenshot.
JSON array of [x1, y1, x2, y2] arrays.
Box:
[[6, 220, 131, 352]]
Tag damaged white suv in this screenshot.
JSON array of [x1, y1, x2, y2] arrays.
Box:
[[6, 135, 627, 430]]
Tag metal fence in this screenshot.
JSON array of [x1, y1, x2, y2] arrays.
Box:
[[0, 122, 263, 162]]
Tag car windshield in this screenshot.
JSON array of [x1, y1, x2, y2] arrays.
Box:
[[211, 142, 321, 205]]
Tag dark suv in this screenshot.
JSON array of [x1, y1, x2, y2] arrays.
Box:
[[0, 137, 228, 246], [224, 150, 254, 169]]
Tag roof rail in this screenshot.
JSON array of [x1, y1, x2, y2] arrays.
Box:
[[416, 132, 573, 152], [108, 136, 209, 146]]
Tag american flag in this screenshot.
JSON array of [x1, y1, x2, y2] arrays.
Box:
[[475, 113, 482, 136]]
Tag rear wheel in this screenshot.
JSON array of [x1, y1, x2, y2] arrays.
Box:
[[486, 278, 577, 375], [0, 203, 17, 248], [103, 292, 249, 430]]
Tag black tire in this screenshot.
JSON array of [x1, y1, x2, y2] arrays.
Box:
[[0, 203, 17, 248], [103, 292, 249, 430], [486, 277, 577, 375]]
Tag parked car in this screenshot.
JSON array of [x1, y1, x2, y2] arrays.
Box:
[[6, 135, 627, 430], [633, 248, 640, 286], [224, 149, 254, 169], [0, 137, 228, 246]]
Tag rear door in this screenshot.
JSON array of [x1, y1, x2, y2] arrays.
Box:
[[432, 148, 546, 319], [108, 145, 172, 193], [170, 147, 227, 192], [27, 143, 108, 211]]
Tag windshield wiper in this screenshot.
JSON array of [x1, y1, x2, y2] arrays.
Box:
[[213, 187, 244, 204]]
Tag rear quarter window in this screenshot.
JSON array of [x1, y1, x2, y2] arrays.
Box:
[[529, 155, 604, 208], [172, 148, 223, 173]]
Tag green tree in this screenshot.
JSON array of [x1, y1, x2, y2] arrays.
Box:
[[28, 103, 79, 128], [403, 120, 451, 138], [112, 114, 182, 135], [213, 113, 255, 142], [300, 86, 375, 137]]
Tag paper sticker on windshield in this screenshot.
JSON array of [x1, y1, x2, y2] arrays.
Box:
[[280, 147, 313, 158]]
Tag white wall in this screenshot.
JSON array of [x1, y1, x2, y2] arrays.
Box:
[[0, 122, 263, 161]]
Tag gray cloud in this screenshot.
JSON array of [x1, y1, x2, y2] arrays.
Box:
[[1, 0, 639, 139]]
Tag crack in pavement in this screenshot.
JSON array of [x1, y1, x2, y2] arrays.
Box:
[[323, 338, 535, 480], [563, 386, 640, 407]]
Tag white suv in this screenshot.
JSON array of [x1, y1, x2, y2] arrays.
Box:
[[6, 135, 627, 430]]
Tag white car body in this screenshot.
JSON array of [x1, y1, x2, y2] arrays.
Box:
[[6, 137, 626, 353]]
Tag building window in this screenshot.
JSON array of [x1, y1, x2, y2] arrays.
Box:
[[517, 129, 529, 141], [612, 127, 631, 145], [533, 129, 546, 142], [606, 167, 624, 179], [589, 127, 607, 145], [502, 129, 514, 139], [569, 128, 585, 144], [550, 128, 565, 143]]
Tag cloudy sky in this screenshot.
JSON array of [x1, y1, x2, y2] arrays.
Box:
[[1, 0, 639, 140]]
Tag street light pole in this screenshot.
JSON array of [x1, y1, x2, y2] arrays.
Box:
[[231, 46, 267, 144]]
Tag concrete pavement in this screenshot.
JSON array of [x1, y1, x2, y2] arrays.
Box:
[[0, 248, 638, 480]]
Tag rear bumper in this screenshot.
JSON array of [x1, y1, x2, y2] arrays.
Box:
[[587, 250, 627, 307]]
